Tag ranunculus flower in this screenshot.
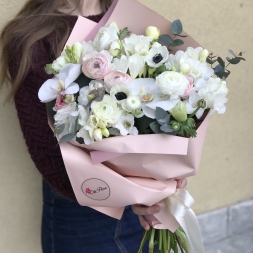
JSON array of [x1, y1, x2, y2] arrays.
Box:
[[104, 71, 132, 91], [181, 75, 194, 99], [156, 71, 188, 99], [91, 95, 121, 124], [93, 26, 119, 51], [82, 50, 112, 80]]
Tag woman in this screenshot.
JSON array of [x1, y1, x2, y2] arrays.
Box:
[[0, 0, 160, 252]]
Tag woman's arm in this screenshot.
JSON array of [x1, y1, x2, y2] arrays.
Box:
[[9, 39, 77, 201]]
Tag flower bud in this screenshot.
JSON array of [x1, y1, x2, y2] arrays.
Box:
[[146, 26, 160, 40], [171, 121, 180, 131], [63, 95, 75, 104], [72, 42, 83, 63], [109, 21, 119, 33], [169, 101, 187, 122], [199, 49, 209, 63], [180, 63, 190, 74], [101, 128, 110, 137], [87, 94, 96, 101], [93, 129, 102, 141], [171, 66, 177, 72], [108, 41, 121, 57], [87, 116, 99, 129], [197, 99, 207, 109], [98, 118, 107, 129]]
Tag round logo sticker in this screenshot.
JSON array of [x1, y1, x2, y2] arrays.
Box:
[[81, 178, 110, 201]]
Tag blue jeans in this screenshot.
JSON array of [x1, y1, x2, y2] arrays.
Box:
[[41, 181, 147, 253]]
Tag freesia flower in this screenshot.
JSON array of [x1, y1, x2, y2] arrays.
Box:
[[82, 50, 112, 79], [112, 55, 129, 73], [54, 103, 79, 138], [128, 54, 145, 79], [104, 71, 132, 91], [38, 64, 81, 102], [93, 26, 119, 51]]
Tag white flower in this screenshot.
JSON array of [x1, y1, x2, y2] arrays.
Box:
[[186, 59, 214, 80], [121, 95, 142, 112], [78, 105, 89, 127], [146, 26, 160, 40], [165, 50, 185, 71], [54, 103, 78, 138], [128, 54, 145, 79], [91, 95, 121, 125], [38, 64, 81, 102], [110, 84, 131, 104], [123, 34, 152, 56], [112, 55, 129, 73], [82, 41, 95, 55], [140, 86, 154, 102], [78, 86, 90, 106], [93, 129, 103, 141], [52, 56, 69, 72], [108, 40, 121, 57], [86, 115, 100, 130], [77, 127, 94, 145], [199, 49, 209, 63], [93, 26, 119, 51], [181, 47, 204, 61], [113, 114, 136, 136], [145, 46, 168, 68], [156, 71, 189, 99]]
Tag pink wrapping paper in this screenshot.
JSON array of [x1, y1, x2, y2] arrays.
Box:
[[49, 0, 210, 231]]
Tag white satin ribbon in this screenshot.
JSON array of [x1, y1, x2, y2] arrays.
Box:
[[147, 189, 205, 253]]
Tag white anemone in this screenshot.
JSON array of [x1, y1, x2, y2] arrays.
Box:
[[145, 46, 169, 68]]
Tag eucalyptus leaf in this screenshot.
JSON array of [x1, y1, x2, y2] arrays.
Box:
[[227, 57, 245, 64], [169, 39, 184, 47], [155, 107, 168, 121], [217, 57, 225, 67], [213, 64, 224, 73], [216, 70, 231, 79], [88, 87, 105, 95], [54, 124, 65, 135], [59, 133, 76, 143], [160, 125, 174, 133], [158, 34, 173, 46], [228, 49, 236, 56], [206, 58, 213, 65], [94, 94, 104, 102], [171, 19, 183, 35], [150, 121, 164, 134], [226, 57, 232, 61]]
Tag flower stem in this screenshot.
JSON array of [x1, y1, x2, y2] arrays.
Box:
[[188, 106, 201, 118], [175, 233, 185, 253], [149, 228, 156, 253], [162, 230, 169, 253], [137, 230, 148, 253], [159, 230, 163, 252]]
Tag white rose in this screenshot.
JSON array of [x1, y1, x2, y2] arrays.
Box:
[[93, 26, 119, 51], [91, 95, 121, 124], [156, 71, 188, 99]]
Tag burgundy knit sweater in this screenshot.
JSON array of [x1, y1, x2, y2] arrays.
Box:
[[10, 13, 104, 202]]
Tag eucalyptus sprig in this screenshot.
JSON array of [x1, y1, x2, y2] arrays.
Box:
[[158, 20, 187, 51], [207, 49, 245, 79]]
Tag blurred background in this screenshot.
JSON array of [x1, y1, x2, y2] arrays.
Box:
[[0, 0, 252, 252]]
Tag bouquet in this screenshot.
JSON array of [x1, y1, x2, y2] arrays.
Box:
[[38, 0, 244, 252]]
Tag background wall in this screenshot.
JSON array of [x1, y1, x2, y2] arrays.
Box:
[[0, 0, 252, 252]]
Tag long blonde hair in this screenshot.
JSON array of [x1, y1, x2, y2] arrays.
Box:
[[0, 0, 112, 101]]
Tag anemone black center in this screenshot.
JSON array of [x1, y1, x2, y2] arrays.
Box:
[[115, 92, 127, 101], [153, 53, 163, 64]]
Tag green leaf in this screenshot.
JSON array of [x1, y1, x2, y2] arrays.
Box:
[[75, 73, 92, 89], [118, 27, 131, 40], [213, 64, 224, 74], [175, 34, 187, 38], [157, 114, 171, 126], [54, 124, 65, 136], [227, 57, 245, 65], [169, 39, 184, 47], [155, 64, 167, 75], [217, 57, 225, 68], [134, 116, 154, 134], [216, 69, 231, 79], [171, 19, 183, 35], [158, 34, 173, 46], [59, 133, 76, 143], [206, 58, 213, 65], [150, 121, 164, 134]]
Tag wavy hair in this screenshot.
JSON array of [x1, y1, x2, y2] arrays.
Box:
[[0, 0, 112, 101]]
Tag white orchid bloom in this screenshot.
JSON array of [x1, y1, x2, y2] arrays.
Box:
[[38, 64, 81, 102]]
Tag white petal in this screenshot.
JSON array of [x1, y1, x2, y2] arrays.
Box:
[[64, 83, 80, 95], [142, 104, 156, 119], [129, 78, 156, 95], [146, 99, 180, 111], [38, 78, 59, 102], [129, 126, 138, 135]]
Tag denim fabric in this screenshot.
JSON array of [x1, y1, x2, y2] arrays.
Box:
[[41, 181, 147, 253]]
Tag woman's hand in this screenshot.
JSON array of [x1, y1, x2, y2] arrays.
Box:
[[131, 204, 161, 230]]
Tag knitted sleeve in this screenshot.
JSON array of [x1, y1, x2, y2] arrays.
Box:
[[10, 38, 77, 201]]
